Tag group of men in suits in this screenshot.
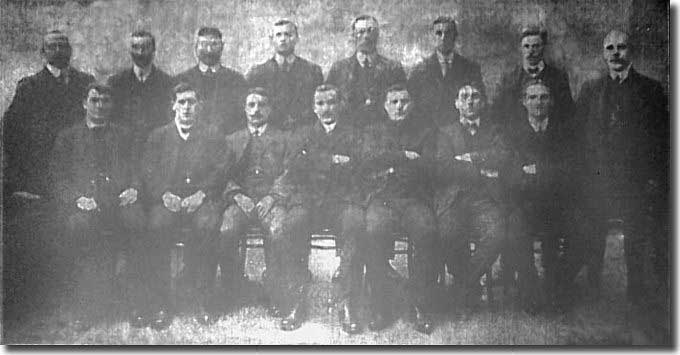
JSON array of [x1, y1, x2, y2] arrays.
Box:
[[3, 13, 668, 336]]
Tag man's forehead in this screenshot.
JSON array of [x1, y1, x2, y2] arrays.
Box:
[[246, 93, 267, 102], [272, 23, 296, 33], [604, 31, 628, 46], [458, 85, 481, 96], [354, 19, 377, 29], [44, 32, 69, 44], [176, 91, 198, 100], [433, 22, 455, 32], [525, 84, 550, 95], [130, 36, 153, 45], [315, 90, 338, 101], [521, 35, 543, 45], [87, 88, 111, 98], [197, 34, 221, 42]]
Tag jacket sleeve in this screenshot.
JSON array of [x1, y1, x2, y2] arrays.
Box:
[[268, 133, 295, 203], [142, 131, 166, 201], [3, 78, 31, 193], [50, 130, 80, 205]]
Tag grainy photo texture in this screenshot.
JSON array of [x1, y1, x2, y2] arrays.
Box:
[[0, 0, 670, 345]]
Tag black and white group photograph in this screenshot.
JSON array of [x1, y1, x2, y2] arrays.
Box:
[[0, 0, 671, 345]]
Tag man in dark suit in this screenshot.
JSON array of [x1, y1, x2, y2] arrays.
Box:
[[175, 27, 248, 135], [2, 30, 94, 324], [358, 84, 438, 334], [493, 26, 574, 125], [326, 15, 407, 127], [286, 84, 365, 334], [220, 88, 309, 331], [247, 19, 324, 131], [107, 30, 175, 166], [407, 16, 483, 127], [51, 83, 145, 329], [574, 30, 668, 307], [142, 83, 227, 329], [503, 80, 580, 311]]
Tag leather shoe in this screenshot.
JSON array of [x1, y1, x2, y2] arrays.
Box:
[[338, 301, 362, 335], [280, 302, 306, 331], [411, 306, 434, 335], [150, 309, 173, 331]]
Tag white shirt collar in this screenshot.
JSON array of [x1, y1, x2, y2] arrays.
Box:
[[133, 64, 152, 83], [321, 121, 337, 134], [528, 115, 549, 133], [247, 123, 268, 137], [86, 118, 106, 130], [436, 50, 455, 64], [274, 53, 296, 68], [198, 62, 221, 73], [46, 64, 69, 83], [523, 60, 545, 76], [174, 117, 193, 141], [460, 117, 481, 136], [609, 63, 632, 83], [356, 51, 376, 68]]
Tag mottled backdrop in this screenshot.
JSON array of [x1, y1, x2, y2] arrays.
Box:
[[0, 0, 669, 116]]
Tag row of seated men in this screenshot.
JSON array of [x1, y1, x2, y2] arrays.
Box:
[[3, 14, 668, 335]]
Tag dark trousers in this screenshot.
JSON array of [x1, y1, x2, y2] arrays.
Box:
[[365, 197, 439, 313], [146, 200, 220, 312], [220, 203, 310, 314]]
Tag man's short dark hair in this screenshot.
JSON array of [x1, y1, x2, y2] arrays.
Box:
[[314, 84, 344, 102], [42, 30, 70, 51], [351, 15, 378, 31], [85, 82, 113, 97], [246, 87, 270, 102], [173, 82, 200, 101], [273, 19, 298, 36], [197, 27, 222, 40], [521, 79, 552, 97], [384, 83, 409, 98], [520, 25, 548, 44], [433, 16, 457, 37], [131, 30, 156, 49]]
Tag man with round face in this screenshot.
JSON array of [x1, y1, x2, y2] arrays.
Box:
[[408, 16, 483, 127], [175, 27, 248, 135], [107, 30, 175, 167], [142, 83, 227, 329], [2, 30, 94, 324], [355, 84, 438, 334], [247, 20, 323, 131], [221, 87, 310, 331], [574, 29, 669, 319], [326, 15, 406, 127], [493, 25, 573, 126], [50, 83, 145, 330]]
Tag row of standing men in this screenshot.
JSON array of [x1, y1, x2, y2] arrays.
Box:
[[3, 15, 669, 335]]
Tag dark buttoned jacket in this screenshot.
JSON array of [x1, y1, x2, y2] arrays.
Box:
[[575, 68, 668, 201], [286, 121, 362, 207], [326, 53, 407, 127], [407, 52, 483, 127], [175, 65, 248, 135], [107, 66, 175, 157], [493, 63, 574, 124], [357, 115, 436, 203], [142, 122, 227, 203], [222, 126, 293, 206], [50, 121, 139, 207], [246, 56, 323, 131], [3, 66, 95, 197], [432, 117, 512, 213]]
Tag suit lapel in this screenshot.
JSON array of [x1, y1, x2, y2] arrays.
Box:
[[230, 129, 251, 163]]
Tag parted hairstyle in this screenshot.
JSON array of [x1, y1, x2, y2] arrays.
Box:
[[433, 16, 457, 37], [273, 19, 298, 36], [314, 84, 345, 102], [246, 87, 271, 102], [131, 29, 156, 49], [173, 82, 200, 101], [197, 26, 222, 39], [85, 82, 113, 97]]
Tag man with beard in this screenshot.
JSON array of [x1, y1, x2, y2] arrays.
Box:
[[220, 88, 309, 331], [107, 30, 175, 166], [358, 84, 437, 334], [142, 83, 227, 329], [175, 27, 248, 135], [407, 16, 483, 127], [2, 30, 94, 324], [247, 19, 323, 131], [50, 83, 145, 329], [574, 30, 668, 311], [326, 15, 407, 127], [286, 84, 365, 334], [493, 26, 574, 124]]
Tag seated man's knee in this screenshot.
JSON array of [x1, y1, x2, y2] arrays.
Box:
[[219, 204, 247, 237], [265, 206, 289, 240], [194, 202, 219, 232]]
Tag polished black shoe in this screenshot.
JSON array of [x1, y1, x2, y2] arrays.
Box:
[[280, 302, 306, 331], [338, 301, 362, 335], [129, 311, 148, 329], [150, 309, 173, 331], [411, 306, 434, 335]]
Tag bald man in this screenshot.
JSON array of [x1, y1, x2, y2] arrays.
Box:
[[573, 30, 668, 307]]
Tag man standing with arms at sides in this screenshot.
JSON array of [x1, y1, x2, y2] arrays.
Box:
[[107, 30, 175, 166], [287, 84, 365, 334], [142, 83, 226, 329], [358, 84, 437, 334], [408, 16, 483, 127], [175, 27, 248, 135], [575, 30, 668, 324], [493, 26, 574, 124], [220, 88, 310, 331], [326, 15, 407, 127], [2, 30, 94, 324], [247, 19, 323, 132], [50, 83, 145, 330]]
